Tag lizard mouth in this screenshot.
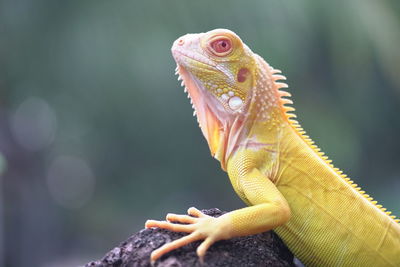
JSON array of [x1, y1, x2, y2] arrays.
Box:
[[172, 49, 245, 114], [172, 48, 216, 68], [175, 64, 223, 156]]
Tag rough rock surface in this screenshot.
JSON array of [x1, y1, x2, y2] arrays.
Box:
[[85, 208, 295, 267]]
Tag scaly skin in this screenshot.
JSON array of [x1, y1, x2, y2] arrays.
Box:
[[145, 29, 400, 266]]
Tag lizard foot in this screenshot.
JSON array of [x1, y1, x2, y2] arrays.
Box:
[[145, 207, 231, 264]]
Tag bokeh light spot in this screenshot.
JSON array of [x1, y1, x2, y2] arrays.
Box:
[[11, 97, 57, 151], [46, 156, 95, 209]]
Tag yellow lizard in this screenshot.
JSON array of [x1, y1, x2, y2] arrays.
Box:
[[145, 29, 400, 266]]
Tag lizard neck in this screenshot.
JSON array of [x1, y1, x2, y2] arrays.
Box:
[[244, 55, 288, 139], [215, 55, 290, 169]]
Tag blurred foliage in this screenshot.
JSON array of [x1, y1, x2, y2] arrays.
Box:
[[0, 0, 399, 266]]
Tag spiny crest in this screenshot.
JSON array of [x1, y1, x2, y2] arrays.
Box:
[[271, 69, 296, 121], [175, 66, 201, 126], [271, 67, 399, 224]]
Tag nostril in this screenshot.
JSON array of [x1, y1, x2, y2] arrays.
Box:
[[177, 39, 185, 46]]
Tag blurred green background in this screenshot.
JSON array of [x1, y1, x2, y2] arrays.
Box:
[[1, 0, 400, 266]]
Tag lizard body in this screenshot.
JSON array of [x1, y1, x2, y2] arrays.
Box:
[[146, 29, 400, 266]]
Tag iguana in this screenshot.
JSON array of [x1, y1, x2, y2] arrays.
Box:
[[145, 29, 400, 266]]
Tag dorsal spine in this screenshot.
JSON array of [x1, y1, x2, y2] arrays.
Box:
[[270, 69, 399, 224]]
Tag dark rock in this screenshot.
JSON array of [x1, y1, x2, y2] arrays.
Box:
[[85, 208, 296, 267]]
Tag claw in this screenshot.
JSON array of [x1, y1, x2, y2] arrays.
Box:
[[145, 219, 158, 228], [145, 219, 194, 233], [150, 232, 201, 263], [197, 237, 214, 264], [187, 207, 206, 217], [146, 207, 221, 264], [166, 213, 196, 224]]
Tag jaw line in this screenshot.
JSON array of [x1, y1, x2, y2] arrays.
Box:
[[172, 49, 216, 68], [175, 64, 247, 169], [176, 65, 226, 156]]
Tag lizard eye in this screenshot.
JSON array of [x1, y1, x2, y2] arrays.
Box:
[[209, 37, 232, 56]]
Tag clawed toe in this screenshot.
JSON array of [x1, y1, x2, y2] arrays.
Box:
[[145, 219, 194, 233], [146, 207, 219, 264], [187, 207, 207, 217], [150, 232, 201, 263], [166, 213, 196, 224], [145, 219, 159, 228]]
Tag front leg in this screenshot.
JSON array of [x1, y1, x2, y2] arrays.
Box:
[[145, 207, 232, 263], [146, 169, 291, 263]]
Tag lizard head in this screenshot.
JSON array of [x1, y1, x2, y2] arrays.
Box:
[[172, 29, 256, 113], [171, 29, 257, 158], [171, 29, 290, 167]]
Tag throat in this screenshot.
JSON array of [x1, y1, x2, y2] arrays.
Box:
[[210, 114, 247, 170], [177, 66, 247, 170]]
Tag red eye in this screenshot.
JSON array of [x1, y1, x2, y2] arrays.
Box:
[[209, 38, 232, 56]]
